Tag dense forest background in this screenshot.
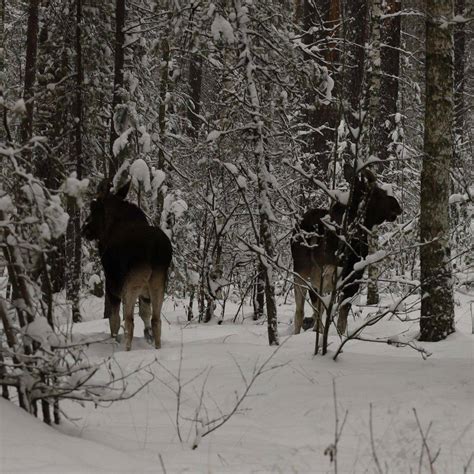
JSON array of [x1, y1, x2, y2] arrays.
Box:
[[0, 0, 472, 423]]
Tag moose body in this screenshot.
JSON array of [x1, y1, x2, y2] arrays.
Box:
[[291, 167, 402, 335], [83, 183, 172, 350]]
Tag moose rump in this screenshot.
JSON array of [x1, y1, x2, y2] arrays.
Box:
[[83, 182, 172, 351]]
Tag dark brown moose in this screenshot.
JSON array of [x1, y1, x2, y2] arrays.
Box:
[[291, 165, 402, 335], [83, 181, 172, 351]]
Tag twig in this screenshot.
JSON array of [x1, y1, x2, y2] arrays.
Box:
[[413, 408, 440, 474]]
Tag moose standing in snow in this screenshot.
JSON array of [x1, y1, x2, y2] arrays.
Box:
[[82, 181, 172, 351], [291, 165, 402, 335]]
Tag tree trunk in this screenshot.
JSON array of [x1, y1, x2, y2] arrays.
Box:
[[380, 0, 401, 161], [253, 261, 265, 320], [419, 0, 455, 341], [301, 0, 338, 177], [235, 0, 279, 345], [20, 0, 40, 143], [188, 55, 203, 138], [0, 0, 6, 142], [342, 0, 368, 118], [156, 38, 170, 217], [366, 0, 382, 305], [453, 0, 465, 142], [66, 0, 84, 323], [109, 0, 126, 177]]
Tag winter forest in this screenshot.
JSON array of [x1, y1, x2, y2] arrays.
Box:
[[0, 0, 473, 472]]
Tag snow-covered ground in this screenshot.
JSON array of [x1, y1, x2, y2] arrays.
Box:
[[1, 291, 473, 473]]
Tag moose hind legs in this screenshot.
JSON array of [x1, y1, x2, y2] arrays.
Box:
[[149, 269, 167, 349], [139, 297, 153, 344], [308, 289, 324, 334], [294, 281, 307, 334]]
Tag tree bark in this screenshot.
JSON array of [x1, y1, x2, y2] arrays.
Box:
[[419, 0, 455, 341]]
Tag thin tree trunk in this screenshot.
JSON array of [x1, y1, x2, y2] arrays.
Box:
[[301, 0, 337, 177], [20, 0, 40, 143], [366, 0, 383, 305], [453, 0, 465, 142], [156, 38, 170, 217], [253, 262, 265, 320], [188, 56, 203, 137], [109, 0, 126, 177], [419, 0, 455, 341], [66, 0, 84, 323], [380, 0, 401, 161], [235, 0, 279, 345]]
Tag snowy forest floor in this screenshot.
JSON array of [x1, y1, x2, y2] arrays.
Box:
[[1, 289, 473, 473]]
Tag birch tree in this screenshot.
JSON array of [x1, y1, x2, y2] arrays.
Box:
[[419, 0, 455, 341]]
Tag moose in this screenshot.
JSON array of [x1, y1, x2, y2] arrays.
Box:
[[291, 165, 402, 335], [82, 181, 172, 351]]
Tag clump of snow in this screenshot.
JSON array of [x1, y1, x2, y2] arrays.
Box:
[[87, 274, 101, 289], [112, 127, 134, 157], [331, 189, 349, 205], [12, 99, 26, 115], [112, 160, 131, 192], [169, 199, 188, 219], [187, 269, 200, 286], [24, 317, 60, 350], [138, 126, 151, 153], [62, 173, 89, 206], [39, 222, 51, 241], [320, 67, 334, 104], [353, 250, 387, 271], [449, 193, 468, 204], [130, 159, 151, 192], [151, 168, 166, 200], [236, 176, 247, 189], [223, 162, 238, 175], [380, 183, 395, 197], [211, 14, 235, 44], [22, 182, 46, 208], [44, 198, 69, 238], [0, 193, 14, 213], [206, 130, 221, 142]]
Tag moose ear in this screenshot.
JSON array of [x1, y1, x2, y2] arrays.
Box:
[[97, 179, 111, 199], [361, 168, 377, 187], [343, 163, 356, 184], [114, 180, 131, 201]]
